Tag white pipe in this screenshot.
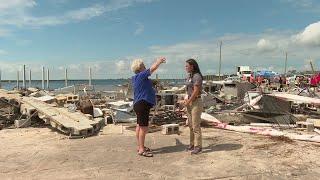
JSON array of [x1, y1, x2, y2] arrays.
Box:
[[46, 68, 49, 90], [16, 71, 19, 89], [29, 69, 31, 87], [65, 68, 68, 87], [42, 66, 45, 89], [202, 113, 320, 143], [22, 65, 26, 89]]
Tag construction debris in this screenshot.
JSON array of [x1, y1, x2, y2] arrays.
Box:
[[0, 89, 103, 137], [161, 124, 179, 135], [1, 69, 320, 145]]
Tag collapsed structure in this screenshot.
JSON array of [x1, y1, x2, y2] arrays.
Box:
[[0, 76, 320, 143]]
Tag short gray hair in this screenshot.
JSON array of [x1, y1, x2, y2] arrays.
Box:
[[131, 59, 144, 74]]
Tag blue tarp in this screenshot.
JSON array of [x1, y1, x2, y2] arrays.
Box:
[[254, 71, 278, 78]]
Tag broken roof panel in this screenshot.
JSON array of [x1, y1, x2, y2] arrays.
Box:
[[268, 92, 320, 105]]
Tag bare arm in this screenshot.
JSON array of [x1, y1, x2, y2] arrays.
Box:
[[150, 57, 166, 74]]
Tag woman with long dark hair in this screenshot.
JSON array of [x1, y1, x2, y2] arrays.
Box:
[[184, 58, 203, 155]]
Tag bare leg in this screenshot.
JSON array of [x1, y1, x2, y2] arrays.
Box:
[[136, 124, 140, 150], [138, 126, 148, 153]]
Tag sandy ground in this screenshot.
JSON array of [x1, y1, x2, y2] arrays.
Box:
[[1, 125, 320, 180]]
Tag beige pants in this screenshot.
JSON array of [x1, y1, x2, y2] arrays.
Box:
[[186, 98, 203, 147]]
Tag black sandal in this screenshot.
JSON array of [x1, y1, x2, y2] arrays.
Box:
[[137, 146, 152, 152], [186, 145, 194, 151], [144, 146, 152, 152], [138, 151, 153, 157]]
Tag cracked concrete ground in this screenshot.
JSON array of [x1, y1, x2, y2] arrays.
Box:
[[0, 125, 320, 180]]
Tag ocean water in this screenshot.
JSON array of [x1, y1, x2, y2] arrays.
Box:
[[0, 79, 129, 91], [0, 79, 185, 91]]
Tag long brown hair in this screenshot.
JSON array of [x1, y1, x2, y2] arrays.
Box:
[[186, 58, 203, 78]]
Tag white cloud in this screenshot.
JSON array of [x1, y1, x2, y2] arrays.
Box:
[[0, 0, 36, 10], [65, 4, 106, 21], [139, 21, 320, 75], [0, 61, 35, 76], [115, 60, 127, 72], [257, 38, 277, 51], [0, 4, 105, 27], [134, 22, 144, 36], [294, 21, 320, 46], [68, 64, 81, 71], [0, 0, 157, 28], [48, 0, 71, 5], [1, 20, 320, 79]]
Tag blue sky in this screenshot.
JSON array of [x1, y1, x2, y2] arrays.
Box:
[[0, 0, 320, 79]]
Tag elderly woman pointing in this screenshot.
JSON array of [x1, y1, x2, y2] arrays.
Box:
[[131, 57, 166, 157]]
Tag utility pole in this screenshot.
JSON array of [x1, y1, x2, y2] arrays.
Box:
[[89, 67, 92, 86], [310, 60, 315, 74], [65, 68, 68, 87], [284, 52, 288, 77], [219, 41, 222, 80]]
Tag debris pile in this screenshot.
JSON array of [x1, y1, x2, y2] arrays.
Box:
[[1, 72, 320, 144]]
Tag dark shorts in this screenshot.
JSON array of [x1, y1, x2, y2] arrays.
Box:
[[134, 100, 153, 127]]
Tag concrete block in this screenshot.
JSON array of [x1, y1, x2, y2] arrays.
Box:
[[296, 121, 314, 132], [307, 118, 320, 128], [66, 95, 79, 103], [56, 96, 67, 106], [15, 119, 31, 128], [315, 121, 320, 128], [307, 123, 314, 132], [164, 105, 175, 111], [162, 124, 179, 135], [93, 108, 103, 117], [104, 115, 113, 125]]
